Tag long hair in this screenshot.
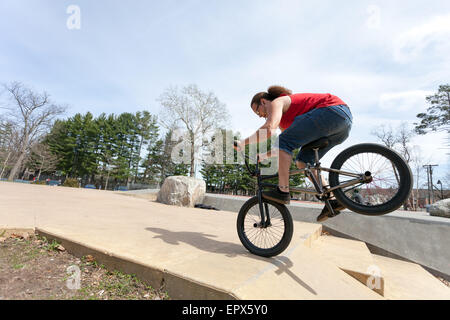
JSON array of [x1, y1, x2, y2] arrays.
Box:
[[250, 85, 292, 107]]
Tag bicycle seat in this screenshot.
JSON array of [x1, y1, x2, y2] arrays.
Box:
[[301, 138, 330, 151]]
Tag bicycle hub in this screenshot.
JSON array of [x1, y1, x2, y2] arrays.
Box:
[[363, 171, 373, 183]]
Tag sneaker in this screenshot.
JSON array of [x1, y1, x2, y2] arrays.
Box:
[[316, 200, 345, 222], [262, 187, 291, 205]]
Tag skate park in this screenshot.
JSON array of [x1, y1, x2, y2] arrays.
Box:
[[1, 181, 449, 300]]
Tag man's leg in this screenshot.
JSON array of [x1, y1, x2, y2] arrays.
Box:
[[260, 149, 292, 204], [278, 150, 292, 192]]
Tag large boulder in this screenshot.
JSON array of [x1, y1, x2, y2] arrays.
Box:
[[157, 176, 206, 207], [429, 198, 450, 218]]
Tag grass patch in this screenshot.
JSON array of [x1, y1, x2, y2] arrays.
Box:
[[1, 235, 170, 300], [71, 265, 168, 300]]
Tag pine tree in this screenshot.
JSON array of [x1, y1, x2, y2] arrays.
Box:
[[415, 84, 450, 134]]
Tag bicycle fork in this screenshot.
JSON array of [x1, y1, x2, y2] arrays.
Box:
[[257, 177, 272, 228]]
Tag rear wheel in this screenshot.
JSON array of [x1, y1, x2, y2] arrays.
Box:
[[237, 196, 293, 257], [329, 143, 412, 215]]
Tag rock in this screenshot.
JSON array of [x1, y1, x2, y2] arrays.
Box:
[[56, 245, 66, 252], [157, 176, 206, 207], [0, 237, 6, 243], [429, 198, 450, 218]]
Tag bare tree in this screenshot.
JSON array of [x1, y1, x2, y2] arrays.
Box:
[[409, 146, 426, 210], [0, 118, 21, 179], [443, 172, 450, 190], [395, 122, 413, 163], [372, 122, 415, 209], [371, 124, 397, 149], [158, 84, 229, 177], [1, 82, 66, 181]]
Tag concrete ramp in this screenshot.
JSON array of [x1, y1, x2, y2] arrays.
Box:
[[372, 254, 450, 300], [311, 235, 384, 295], [232, 243, 383, 300]]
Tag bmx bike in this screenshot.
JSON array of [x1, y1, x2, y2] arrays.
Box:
[[234, 138, 413, 257]]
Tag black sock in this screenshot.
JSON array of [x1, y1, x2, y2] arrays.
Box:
[[277, 187, 289, 194]]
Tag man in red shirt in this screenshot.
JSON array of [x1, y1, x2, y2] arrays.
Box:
[[234, 86, 353, 222]]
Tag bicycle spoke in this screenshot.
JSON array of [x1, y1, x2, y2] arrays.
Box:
[[337, 151, 402, 207], [243, 201, 285, 249]]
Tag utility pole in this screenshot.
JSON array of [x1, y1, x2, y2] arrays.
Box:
[[423, 164, 438, 204]]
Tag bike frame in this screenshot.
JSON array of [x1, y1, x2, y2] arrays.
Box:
[[259, 166, 363, 196], [242, 147, 371, 228]]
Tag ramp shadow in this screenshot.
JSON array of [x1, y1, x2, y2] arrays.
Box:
[[145, 227, 317, 295]]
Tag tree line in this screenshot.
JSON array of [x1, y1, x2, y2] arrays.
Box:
[[43, 111, 190, 188], [0, 82, 192, 189]]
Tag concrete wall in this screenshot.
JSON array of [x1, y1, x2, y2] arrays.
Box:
[[202, 193, 450, 278]]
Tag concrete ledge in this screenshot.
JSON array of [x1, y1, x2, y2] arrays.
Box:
[[203, 194, 450, 279], [35, 228, 236, 300], [372, 254, 450, 300], [311, 235, 384, 296]]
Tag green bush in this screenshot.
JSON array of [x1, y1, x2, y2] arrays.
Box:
[[63, 178, 79, 188]]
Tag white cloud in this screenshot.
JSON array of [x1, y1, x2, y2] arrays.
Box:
[[378, 90, 433, 112], [393, 13, 450, 63]]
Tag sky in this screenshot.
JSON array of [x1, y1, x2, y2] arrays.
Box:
[[0, 0, 449, 186]]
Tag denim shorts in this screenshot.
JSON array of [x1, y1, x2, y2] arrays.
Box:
[[276, 105, 353, 164]]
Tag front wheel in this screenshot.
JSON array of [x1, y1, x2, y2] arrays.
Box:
[[329, 143, 413, 216], [237, 196, 293, 257]]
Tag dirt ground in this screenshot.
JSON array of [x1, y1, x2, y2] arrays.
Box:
[[0, 233, 170, 300]]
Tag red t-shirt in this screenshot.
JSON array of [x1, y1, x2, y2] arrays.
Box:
[[279, 93, 347, 130]]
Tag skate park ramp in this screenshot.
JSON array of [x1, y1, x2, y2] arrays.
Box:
[[1, 182, 449, 300]]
